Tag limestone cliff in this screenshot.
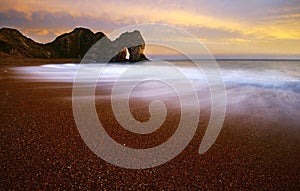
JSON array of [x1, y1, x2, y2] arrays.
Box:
[[0, 27, 148, 62]]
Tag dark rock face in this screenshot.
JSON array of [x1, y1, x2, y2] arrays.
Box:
[[110, 48, 127, 62], [0, 27, 148, 62], [128, 45, 147, 62], [45, 28, 105, 59], [0, 28, 52, 58]]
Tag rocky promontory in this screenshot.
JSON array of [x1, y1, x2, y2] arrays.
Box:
[[0, 27, 148, 62]]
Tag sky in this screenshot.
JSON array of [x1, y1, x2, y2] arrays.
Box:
[[0, 0, 300, 58]]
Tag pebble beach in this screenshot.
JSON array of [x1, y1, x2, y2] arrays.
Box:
[[1, 59, 299, 190]]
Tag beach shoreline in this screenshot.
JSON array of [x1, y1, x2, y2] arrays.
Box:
[[0, 56, 82, 66], [1, 59, 299, 190]]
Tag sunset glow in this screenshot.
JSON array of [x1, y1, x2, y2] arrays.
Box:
[[1, 0, 299, 58]]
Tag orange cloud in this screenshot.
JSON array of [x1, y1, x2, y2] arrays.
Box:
[[1, 0, 299, 40], [1, 0, 299, 56]]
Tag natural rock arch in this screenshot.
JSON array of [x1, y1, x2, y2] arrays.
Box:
[[109, 30, 148, 62]]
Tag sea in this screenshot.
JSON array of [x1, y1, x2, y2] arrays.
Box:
[[10, 59, 300, 127]]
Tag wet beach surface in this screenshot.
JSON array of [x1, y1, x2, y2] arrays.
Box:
[[1, 60, 300, 190]]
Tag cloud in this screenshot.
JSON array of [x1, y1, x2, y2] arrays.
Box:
[[0, 0, 299, 55], [0, 9, 128, 42], [1, 1, 298, 41]]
